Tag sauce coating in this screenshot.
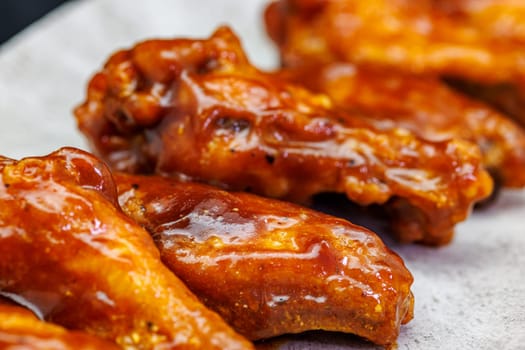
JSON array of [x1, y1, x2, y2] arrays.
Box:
[[264, 0, 525, 128], [115, 173, 414, 346], [276, 62, 525, 188], [265, 0, 525, 83], [0, 147, 253, 350], [0, 299, 119, 350], [75, 27, 493, 245]]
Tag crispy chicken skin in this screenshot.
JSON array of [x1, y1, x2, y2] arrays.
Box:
[[0, 147, 253, 350], [0, 300, 119, 350], [277, 63, 525, 188], [115, 173, 414, 346], [265, 0, 525, 128], [75, 26, 493, 245], [264, 0, 525, 82]]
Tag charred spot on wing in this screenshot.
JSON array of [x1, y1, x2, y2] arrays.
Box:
[[113, 110, 135, 129], [265, 154, 276, 165], [215, 117, 251, 133], [197, 58, 220, 75]]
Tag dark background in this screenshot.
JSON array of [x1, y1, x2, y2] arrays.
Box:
[[0, 0, 71, 44]]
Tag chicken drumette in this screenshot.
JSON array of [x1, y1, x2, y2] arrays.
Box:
[[75, 27, 492, 245], [115, 173, 414, 346], [265, 0, 525, 127], [0, 147, 253, 350]]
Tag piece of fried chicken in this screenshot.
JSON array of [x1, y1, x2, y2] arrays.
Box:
[[265, 0, 525, 127], [276, 62, 525, 189], [74, 27, 492, 245], [115, 173, 414, 346], [0, 299, 119, 350], [0, 147, 253, 350]]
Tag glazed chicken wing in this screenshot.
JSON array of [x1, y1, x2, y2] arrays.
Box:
[[277, 62, 525, 189], [0, 148, 253, 350], [265, 0, 525, 127], [74, 27, 493, 245], [265, 0, 525, 82], [115, 173, 414, 346], [0, 299, 119, 350]]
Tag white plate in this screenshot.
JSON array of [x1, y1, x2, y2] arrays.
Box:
[[0, 1, 524, 349]]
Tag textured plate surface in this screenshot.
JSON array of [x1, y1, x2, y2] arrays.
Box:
[[0, 1, 524, 349]]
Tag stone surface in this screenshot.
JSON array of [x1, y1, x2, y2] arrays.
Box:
[[0, 1, 524, 349]]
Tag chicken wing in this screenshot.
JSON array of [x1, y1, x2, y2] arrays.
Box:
[[265, 0, 525, 127], [276, 62, 525, 189], [0, 147, 253, 350], [265, 0, 525, 81], [74, 27, 493, 245], [115, 172, 414, 346], [0, 299, 119, 350], [447, 79, 525, 129]]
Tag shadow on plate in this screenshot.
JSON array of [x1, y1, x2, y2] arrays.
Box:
[[255, 330, 382, 350]]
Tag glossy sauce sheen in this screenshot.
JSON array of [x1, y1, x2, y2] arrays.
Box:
[[265, 0, 525, 83], [115, 173, 414, 346], [277, 62, 525, 188], [0, 300, 119, 350], [75, 27, 493, 245], [264, 0, 525, 129], [0, 148, 253, 350]]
